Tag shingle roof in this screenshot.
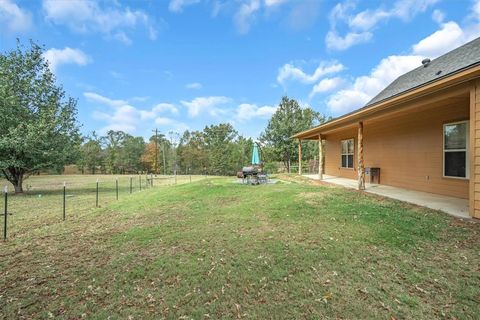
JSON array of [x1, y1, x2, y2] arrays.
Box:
[[366, 37, 480, 106]]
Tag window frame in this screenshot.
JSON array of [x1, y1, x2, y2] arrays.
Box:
[[340, 138, 355, 169], [443, 120, 469, 180]]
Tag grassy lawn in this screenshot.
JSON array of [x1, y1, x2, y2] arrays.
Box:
[[0, 175, 479, 319]]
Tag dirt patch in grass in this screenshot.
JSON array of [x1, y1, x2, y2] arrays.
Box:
[[296, 191, 329, 206]]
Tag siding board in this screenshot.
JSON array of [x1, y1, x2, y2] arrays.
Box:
[[324, 97, 469, 199]]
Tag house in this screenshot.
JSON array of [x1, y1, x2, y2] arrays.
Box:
[[293, 37, 480, 219]]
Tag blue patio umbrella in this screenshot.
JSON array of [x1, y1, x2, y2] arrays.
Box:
[[251, 143, 261, 165]]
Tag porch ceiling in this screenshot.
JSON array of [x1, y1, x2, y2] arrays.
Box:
[[295, 83, 471, 140]]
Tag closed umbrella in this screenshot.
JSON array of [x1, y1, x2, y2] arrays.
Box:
[[251, 142, 260, 165]]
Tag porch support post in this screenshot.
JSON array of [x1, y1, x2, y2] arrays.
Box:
[[298, 139, 302, 175], [318, 134, 323, 180], [357, 121, 365, 190], [470, 80, 480, 218]]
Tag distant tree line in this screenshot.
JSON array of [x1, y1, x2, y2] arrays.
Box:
[[77, 123, 253, 176], [1, 40, 326, 193], [76, 97, 327, 176]]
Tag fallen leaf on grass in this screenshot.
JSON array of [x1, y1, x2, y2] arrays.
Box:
[[235, 303, 241, 319], [357, 288, 368, 294]]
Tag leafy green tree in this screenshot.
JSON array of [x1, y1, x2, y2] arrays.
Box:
[[118, 135, 145, 173], [203, 123, 239, 175], [101, 130, 125, 174], [234, 136, 254, 169], [260, 96, 325, 172], [78, 132, 104, 174], [0, 41, 81, 193], [177, 130, 208, 174]]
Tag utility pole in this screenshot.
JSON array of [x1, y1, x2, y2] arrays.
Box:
[[169, 131, 179, 183], [162, 142, 166, 175], [152, 128, 159, 175]]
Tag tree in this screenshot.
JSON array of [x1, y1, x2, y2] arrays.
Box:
[[260, 96, 325, 172], [118, 135, 145, 173], [0, 41, 81, 193], [177, 130, 208, 174], [142, 134, 170, 174], [78, 132, 103, 174], [101, 130, 125, 174], [203, 123, 241, 175]]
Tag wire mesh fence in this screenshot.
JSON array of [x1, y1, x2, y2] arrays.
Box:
[[0, 174, 207, 240]]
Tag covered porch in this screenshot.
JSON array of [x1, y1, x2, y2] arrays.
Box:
[[294, 79, 480, 219], [304, 174, 470, 219]]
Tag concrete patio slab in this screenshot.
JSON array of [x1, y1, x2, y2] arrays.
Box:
[[304, 174, 470, 219]]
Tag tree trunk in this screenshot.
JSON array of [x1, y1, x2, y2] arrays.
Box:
[[2, 168, 25, 194], [14, 183, 24, 193]]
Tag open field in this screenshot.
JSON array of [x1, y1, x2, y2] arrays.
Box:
[[0, 175, 479, 319], [0, 174, 205, 239]]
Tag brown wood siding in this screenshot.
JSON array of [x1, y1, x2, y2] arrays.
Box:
[[324, 128, 358, 180], [324, 99, 469, 199], [471, 80, 480, 218]]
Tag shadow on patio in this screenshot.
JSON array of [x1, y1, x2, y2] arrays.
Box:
[[304, 174, 470, 219]]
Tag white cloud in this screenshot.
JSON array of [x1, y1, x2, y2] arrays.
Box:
[[210, 0, 312, 34], [233, 0, 261, 34], [277, 61, 344, 85], [130, 96, 149, 102], [322, 0, 480, 116], [181, 96, 231, 117], [432, 9, 444, 24], [0, 0, 32, 32], [92, 105, 139, 133], [42, 0, 156, 43], [169, 0, 200, 12], [287, 0, 320, 30], [412, 0, 480, 58], [186, 82, 203, 89], [153, 103, 179, 114], [113, 31, 132, 45], [86, 92, 180, 134], [42, 47, 90, 72], [309, 77, 344, 99], [155, 117, 176, 125], [235, 103, 277, 122], [326, 55, 422, 115], [474, 0, 480, 20], [326, 0, 438, 50], [155, 117, 189, 132], [264, 0, 288, 6], [84, 92, 127, 108], [412, 21, 480, 58], [325, 31, 372, 51]]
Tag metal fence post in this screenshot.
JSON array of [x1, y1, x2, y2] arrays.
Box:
[[115, 178, 118, 200], [3, 186, 7, 241], [96, 179, 99, 207], [63, 181, 66, 221], [139, 175, 142, 191]]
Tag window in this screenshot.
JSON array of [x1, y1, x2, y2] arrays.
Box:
[[443, 121, 468, 178], [341, 139, 354, 168]]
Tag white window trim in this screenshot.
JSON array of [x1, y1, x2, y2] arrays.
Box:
[[341, 138, 354, 169], [443, 120, 469, 180]]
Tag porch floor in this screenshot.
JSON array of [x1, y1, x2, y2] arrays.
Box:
[[303, 174, 470, 219]]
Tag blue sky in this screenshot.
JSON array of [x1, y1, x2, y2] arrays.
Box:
[[1, 0, 480, 140]]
